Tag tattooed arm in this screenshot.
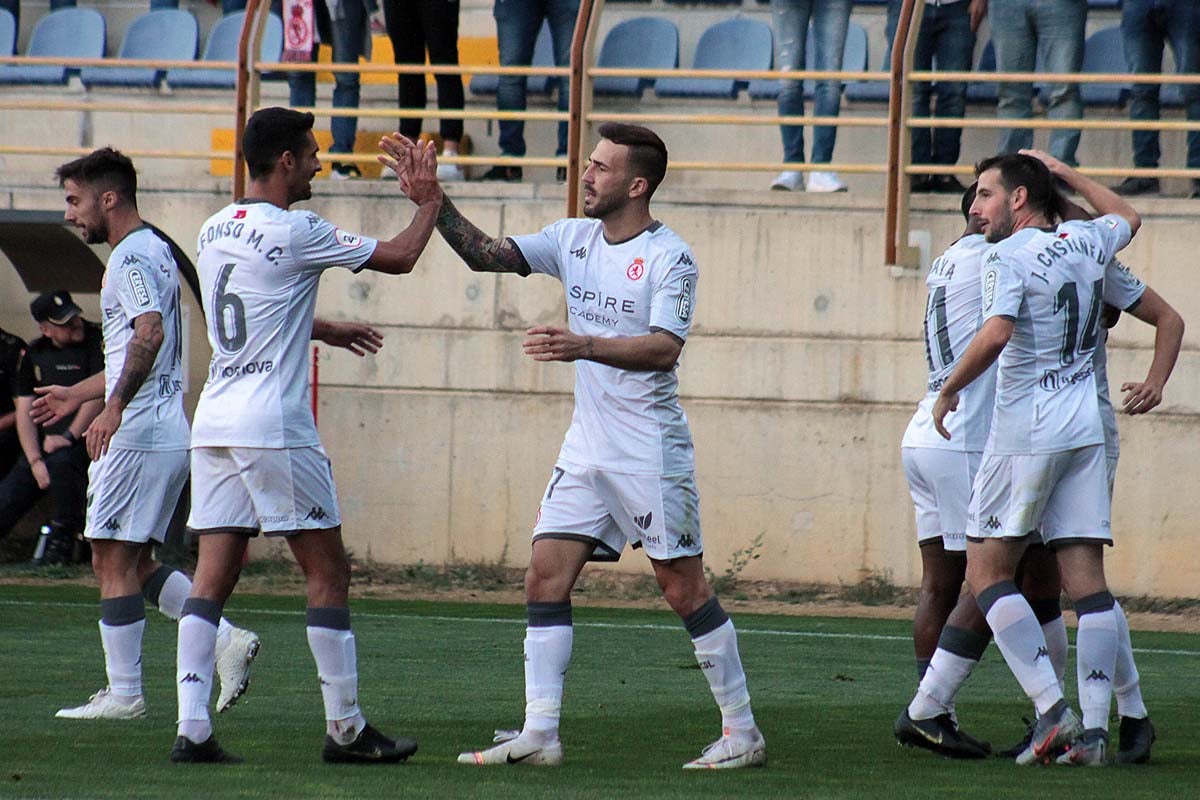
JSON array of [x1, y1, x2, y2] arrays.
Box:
[[437, 196, 531, 275], [84, 311, 163, 459]]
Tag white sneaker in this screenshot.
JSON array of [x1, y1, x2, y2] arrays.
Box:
[[770, 170, 803, 191], [56, 688, 147, 720], [806, 171, 847, 193], [457, 729, 564, 766], [380, 164, 398, 180], [682, 727, 767, 769], [437, 163, 465, 182], [215, 627, 260, 714]]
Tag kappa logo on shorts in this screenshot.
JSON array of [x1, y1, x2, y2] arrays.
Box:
[[677, 534, 695, 549], [982, 515, 1002, 531], [102, 517, 121, 532], [304, 506, 328, 522], [633, 511, 653, 530]]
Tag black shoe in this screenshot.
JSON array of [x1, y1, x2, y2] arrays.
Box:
[[171, 735, 243, 764], [329, 163, 362, 181], [893, 709, 989, 759], [1110, 176, 1160, 196], [555, 166, 567, 183], [996, 717, 1035, 759], [930, 174, 968, 194], [478, 165, 522, 182], [322, 723, 418, 764], [909, 175, 934, 193], [1116, 716, 1156, 764]]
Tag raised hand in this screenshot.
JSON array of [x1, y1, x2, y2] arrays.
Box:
[[31, 385, 80, 427], [314, 320, 384, 357]]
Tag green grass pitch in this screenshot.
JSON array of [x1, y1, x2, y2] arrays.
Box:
[[1, 584, 1197, 799]]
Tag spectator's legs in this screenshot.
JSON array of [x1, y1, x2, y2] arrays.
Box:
[[384, 0, 428, 140], [990, 0, 1036, 155], [495, 0, 542, 158], [907, 5, 936, 171], [0, 0, 16, 29], [1034, 0, 1085, 165], [420, 0, 465, 145], [772, 0, 814, 166], [0, 455, 42, 537], [1122, 0, 1164, 169], [809, 0, 851, 165], [44, 442, 88, 534], [929, 1, 973, 167], [546, 0, 580, 157], [1167, 0, 1200, 173], [328, 0, 367, 156]]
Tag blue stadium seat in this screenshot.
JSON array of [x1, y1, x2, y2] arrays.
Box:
[[81, 10, 198, 89], [0, 8, 14, 57], [593, 16, 678, 98], [965, 40, 996, 104], [655, 18, 772, 100], [748, 22, 869, 102], [469, 21, 555, 97], [1079, 26, 1129, 106], [166, 11, 282, 90], [0, 7, 105, 85]]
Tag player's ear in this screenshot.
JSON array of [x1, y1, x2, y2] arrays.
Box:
[[1010, 184, 1028, 211], [628, 176, 649, 201]]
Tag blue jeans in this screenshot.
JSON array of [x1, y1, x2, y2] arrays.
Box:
[[285, 0, 367, 155], [771, 0, 851, 165], [494, 0, 579, 157], [1123, 0, 1200, 169], [885, 0, 975, 167], [990, 0, 1085, 165]]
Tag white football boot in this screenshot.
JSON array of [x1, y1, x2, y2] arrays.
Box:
[[683, 726, 767, 769], [56, 688, 147, 720], [215, 626, 260, 713], [457, 729, 564, 766]]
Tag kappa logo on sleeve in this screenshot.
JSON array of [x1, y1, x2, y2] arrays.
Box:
[[127, 269, 152, 307], [335, 229, 363, 248], [676, 277, 693, 322]]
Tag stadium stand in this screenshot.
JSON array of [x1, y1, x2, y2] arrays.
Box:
[[1079, 26, 1129, 107], [748, 21, 869, 102], [654, 17, 772, 100], [166, 10, 281, 90], [593, 16, 678, 98], [0, 7, 104, 86], [469, 21, 554, 98], [0, 8, 13, 57], [81, 9, 198, 90]]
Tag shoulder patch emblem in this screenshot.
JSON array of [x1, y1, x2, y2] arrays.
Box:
[[128, 269, 152, 307], [676, 277, 693, 322], [983, 269, 997, 309], [335, 229, 362, 248]]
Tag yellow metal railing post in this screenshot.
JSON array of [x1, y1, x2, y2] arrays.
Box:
[[569, 0, 602, 218], [885, 0, 924, 271]]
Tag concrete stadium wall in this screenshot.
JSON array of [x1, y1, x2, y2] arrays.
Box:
[[3, 174, 1196, 597]]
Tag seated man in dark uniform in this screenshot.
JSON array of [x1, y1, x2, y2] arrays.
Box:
[[0, 326, 26, 479], [0, 291, 103, 559]]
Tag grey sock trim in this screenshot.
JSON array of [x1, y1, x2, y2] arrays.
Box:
[[306, 606, 352, 630], [527, 601, 572, 628], [938, 624, 991, 661], [975, 580, 1021, 616], [141, 565, 176, 608], [1074, 590, 1116, 616], [1030, 598, 1063, 625], [916, 659, 931, 680], [181, 597, 222, 626], [100, 593, 146, 626], [684, 596, 729, 639]]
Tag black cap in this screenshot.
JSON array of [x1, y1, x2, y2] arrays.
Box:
[[31, 290, 82, 325]]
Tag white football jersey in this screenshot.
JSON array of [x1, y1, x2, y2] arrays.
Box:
[[1094, 258, 1146, 458], [902, 234, 996, 452], [101, 226, 189, 451], [191, 201, 377, 448], [511, 218, 697, 475], [981, 215, 1133, 455]]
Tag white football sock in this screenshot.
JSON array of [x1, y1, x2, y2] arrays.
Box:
[[1041, 616, 1069, 694], [153, 570, 235, 647], [1112, 601, 1147, 718], [692, 619, 756, 733], [983, 591, 1061, 715], [176, 613, 217, 741], [307, 624, 366, 743], [524, 625, 573, 741], [909, 648, 977, 720], [100, 618, 146, 698], [1076, 608, 1119, 730]]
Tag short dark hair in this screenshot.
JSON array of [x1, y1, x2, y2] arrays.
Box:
[[960, 181, 978, 222], [597, 122, 668, 199], [974, 153, 1056, 219], [55, 147, 137, 204], [243, 107, 315, 179]]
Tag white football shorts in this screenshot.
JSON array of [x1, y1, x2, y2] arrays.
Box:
[[84, 448, 189, 543], [532, 461, 703, 562], [188, 445, 341, 535], [968, 444, 1111, 546], [901, 446, 981, 553]]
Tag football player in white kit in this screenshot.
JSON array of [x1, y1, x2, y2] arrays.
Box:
[[41, 148, 261, 722], [385, 123, 765, 769], [171, 108, 442, 764], [934, 150, 1141, 765]]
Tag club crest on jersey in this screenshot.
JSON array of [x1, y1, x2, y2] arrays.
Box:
[[676, 277, 693, 322], [127, 269, 152, 307], [626, 258, 645, 281], [335, 229, 362, 248]]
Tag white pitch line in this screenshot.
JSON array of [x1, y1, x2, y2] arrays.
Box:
[[4, 598, 1199, 657]]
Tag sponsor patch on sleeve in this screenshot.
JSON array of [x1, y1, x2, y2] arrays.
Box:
[[335, 229, 363, 248], [127, 268, 152, 308], [983, 269, 997, 311], [676, 277, 693, 322]]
